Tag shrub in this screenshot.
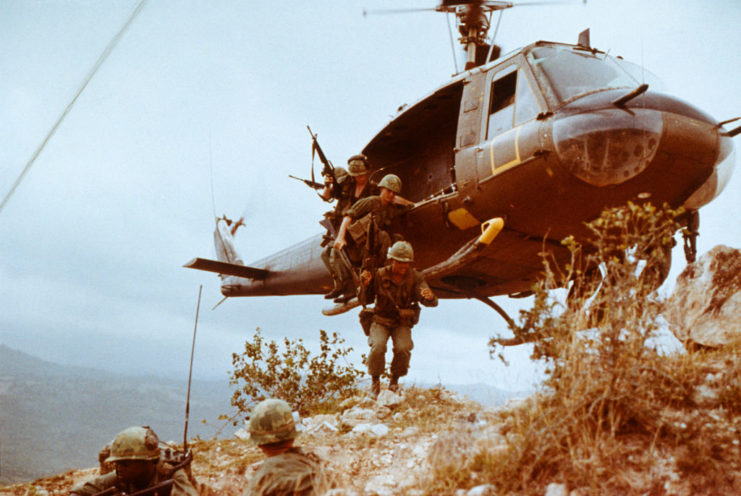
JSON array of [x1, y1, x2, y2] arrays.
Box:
[[426, 203, 741, 495], [228, 328, 364, 418]]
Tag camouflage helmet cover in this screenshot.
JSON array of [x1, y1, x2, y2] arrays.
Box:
[[106, 426, 160, 462], [388, 240, 414, 263], [347, 154, 369, 176], [378, 174, 402, 194], [249, 398, 298, 445], [334, 166, 349, 183]]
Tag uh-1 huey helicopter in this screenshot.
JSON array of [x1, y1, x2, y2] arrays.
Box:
[[185, 0, 739, 326]]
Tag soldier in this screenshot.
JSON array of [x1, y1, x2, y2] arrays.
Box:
[[320, 166, 350, 299], [70, 426, 197, 496], [318, 166, 349, 206], [331, 173, 410, 303], [322, 155, 376, 300], [360, 241, 438, 397], [244, 398, 327, 496]]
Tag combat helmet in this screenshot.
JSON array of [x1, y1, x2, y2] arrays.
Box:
[[388, 241, 414, 263], [249, 398, 298, 446], [378, 174, 402, 194], [347, 154, 369, 176], [106, 426, 160, 462], [334, 166, 349, 184]]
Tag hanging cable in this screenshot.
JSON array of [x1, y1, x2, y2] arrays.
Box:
[[0, 0, 149, 215], [445, 12, 459, 74], [485, 10, 504, 64]]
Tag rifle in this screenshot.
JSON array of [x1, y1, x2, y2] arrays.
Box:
[[91, 479, 174, 496], [358, 214, 378, 306], [319, 217, 360, 290], [306, 125, 335, 186], [288, 174, 324, 190]]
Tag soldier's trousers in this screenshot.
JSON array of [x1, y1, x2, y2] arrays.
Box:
[[329, 246, 357, 292], [367, 322, 413, 378], [321, 246, 337, 286]]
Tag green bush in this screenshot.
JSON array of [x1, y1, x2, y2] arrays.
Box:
[[228, 328, 364, 418]]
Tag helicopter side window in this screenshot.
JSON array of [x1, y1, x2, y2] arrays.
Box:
[[514, 70, 540, 126], [487, 69, 517, 139]]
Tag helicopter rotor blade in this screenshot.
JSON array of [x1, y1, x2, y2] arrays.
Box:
[[362, 7, 437, 17]]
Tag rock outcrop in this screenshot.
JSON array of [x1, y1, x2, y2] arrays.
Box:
[[665, 245, 741, 348]]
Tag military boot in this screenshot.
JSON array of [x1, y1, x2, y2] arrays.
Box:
[[333, 286, 356, 304], [324, 283, 344, 299], [388, 375, 399, 392], [371, 376, 381, 398]]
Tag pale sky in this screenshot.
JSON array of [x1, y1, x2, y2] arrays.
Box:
[[1, 0, 739, 392]]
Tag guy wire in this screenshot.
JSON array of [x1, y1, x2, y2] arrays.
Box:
[[0, 0, 149, 215]]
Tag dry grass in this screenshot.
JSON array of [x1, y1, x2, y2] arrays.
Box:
[[425, 204, 741, 495]]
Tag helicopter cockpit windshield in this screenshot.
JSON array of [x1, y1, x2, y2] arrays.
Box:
[[527, 45, 664, 105]]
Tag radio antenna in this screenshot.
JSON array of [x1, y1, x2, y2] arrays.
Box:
[[183, 285, 202, 454]]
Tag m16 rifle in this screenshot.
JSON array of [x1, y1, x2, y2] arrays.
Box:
[[92, 480, 175, 496], [307, 125, 335, 187], [288, 174, 324, 190]]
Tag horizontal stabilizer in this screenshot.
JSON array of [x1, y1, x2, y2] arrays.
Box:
[[183, 258, 270, 280]]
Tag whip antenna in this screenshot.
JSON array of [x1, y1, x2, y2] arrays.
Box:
[[183, 285, 202, 453]]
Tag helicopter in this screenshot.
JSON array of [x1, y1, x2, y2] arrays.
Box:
[[185, 0, 739, 324]]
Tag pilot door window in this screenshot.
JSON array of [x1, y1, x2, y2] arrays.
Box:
[[486, 69, 539, 140]]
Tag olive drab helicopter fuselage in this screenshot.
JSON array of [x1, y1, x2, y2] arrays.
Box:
[[185, 4, 738, 318]]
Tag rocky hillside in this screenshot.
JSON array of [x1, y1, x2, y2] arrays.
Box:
[[1, 246, 740, 495], [0, 386, 521, 496]]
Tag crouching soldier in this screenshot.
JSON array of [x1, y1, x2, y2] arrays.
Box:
[[360, 241, 438, 397], [70, 426, 197, 496], [245, 398, 328, 496]]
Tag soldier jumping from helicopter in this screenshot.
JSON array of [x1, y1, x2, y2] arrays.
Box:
[[331, 173, 411, 304], [321, 155, 377, 300], [359, 240, 438, 397]]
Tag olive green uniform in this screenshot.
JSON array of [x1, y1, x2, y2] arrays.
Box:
[[243, 447, 326, 496], [366, 266, 437, 378], [69, 463, 197, 496], [321, 180, 377, 288], [335, 179, 376, 220], [330, 195, 410, 294]]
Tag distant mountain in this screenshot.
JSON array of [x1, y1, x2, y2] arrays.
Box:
[[444, 382, 532, 407], [0, 344, 234, 485]]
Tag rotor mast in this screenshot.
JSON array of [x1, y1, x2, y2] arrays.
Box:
[[437, 1, 513, 70]]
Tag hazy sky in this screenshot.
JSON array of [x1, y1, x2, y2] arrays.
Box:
[[1, 0, 739, 392]]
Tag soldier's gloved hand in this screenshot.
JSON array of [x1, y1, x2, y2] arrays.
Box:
[[421, 288, 434, 301], [360, 270, 372, 286]]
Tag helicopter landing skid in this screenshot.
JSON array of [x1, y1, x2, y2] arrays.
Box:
[[322, 297, 360, 316], [473, 295, 516, 329]]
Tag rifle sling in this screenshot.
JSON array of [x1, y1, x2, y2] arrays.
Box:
[[92, 479, 174, 496]]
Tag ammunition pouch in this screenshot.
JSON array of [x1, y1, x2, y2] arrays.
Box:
[[398, 306, 420, 327], [359, 308, 375, 336], [347, 213, 372, 244]]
